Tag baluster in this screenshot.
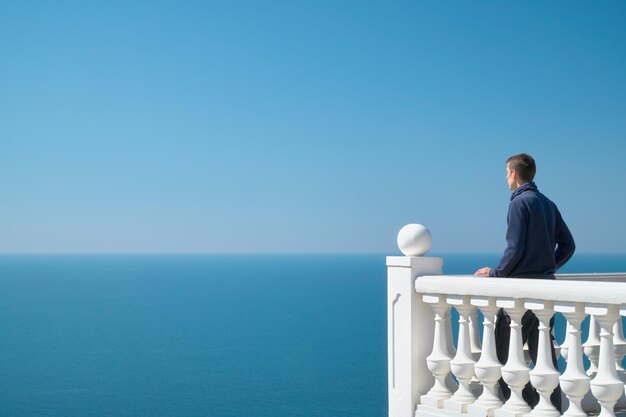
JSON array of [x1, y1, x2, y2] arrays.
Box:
[[445, 307, 459, 393], [588, 305, 623, 417], [445, 295, 478, 412], [584, 315, 601, 377], [556, 302, 591, 417], [469, 307, 485, 398], [421, 295, 453, 409], [470, 307, 483, 359], [495, 298, 531, 417], [525, 300, 560, 417], [469, 296, 503, 417], [612, 317, 626, 409]]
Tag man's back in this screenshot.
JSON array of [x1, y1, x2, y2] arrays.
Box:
[[489, 181, 575, 278]]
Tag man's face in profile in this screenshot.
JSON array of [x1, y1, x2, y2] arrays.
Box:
[[506, 164, 518, 191]]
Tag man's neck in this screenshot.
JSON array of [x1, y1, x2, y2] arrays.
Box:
[[513, 181, 529, 191]]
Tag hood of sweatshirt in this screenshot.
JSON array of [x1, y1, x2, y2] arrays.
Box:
[[510, 181, 537, 201]]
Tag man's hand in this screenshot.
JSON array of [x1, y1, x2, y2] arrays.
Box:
[[474, 267, 491, 277]]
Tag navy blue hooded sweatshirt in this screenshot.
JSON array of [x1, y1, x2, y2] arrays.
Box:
[[489, 182, 575, 278]]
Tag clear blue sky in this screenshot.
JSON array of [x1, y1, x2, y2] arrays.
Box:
[[1, 1, 625, 253]]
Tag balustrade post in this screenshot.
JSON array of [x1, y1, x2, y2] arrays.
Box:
[[588, 305, 623, 417], [445, 296, 478, 413], [495, 298, 531, 417], [387, 255, 443, 417], [556, 302, 590, 417], [525, 300, 560, 417], [469, 296, 503, 417]]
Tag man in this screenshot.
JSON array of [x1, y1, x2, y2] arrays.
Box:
[[475, 153, 576, 411]]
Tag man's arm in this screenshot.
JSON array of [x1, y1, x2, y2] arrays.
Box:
[[555, 209, 575, 268], [488, 201, 528, 277]]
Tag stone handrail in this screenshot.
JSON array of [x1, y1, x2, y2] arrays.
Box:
[[414, 275, 626, 307]]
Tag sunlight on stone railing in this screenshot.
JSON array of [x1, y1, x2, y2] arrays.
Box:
[[387, 224, 626, 417]]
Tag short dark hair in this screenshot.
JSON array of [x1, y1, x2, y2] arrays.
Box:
[[506, 153, 536, 182]]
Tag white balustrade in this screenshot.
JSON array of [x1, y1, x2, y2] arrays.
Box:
[[387, 225, 626, 417]]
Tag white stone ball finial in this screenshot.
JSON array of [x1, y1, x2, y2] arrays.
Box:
[[397, 224, 432, 256]]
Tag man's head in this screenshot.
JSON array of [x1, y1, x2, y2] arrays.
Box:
[[505, 153, 536, 191]]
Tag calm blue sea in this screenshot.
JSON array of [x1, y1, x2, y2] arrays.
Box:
[[0, 253, 625, 417]]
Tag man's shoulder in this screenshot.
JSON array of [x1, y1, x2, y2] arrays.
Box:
[[511, 189, 537, 205], [512, 190, 559, 216], [536, 190, 559, 209], [510, 189, 552, 212]]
